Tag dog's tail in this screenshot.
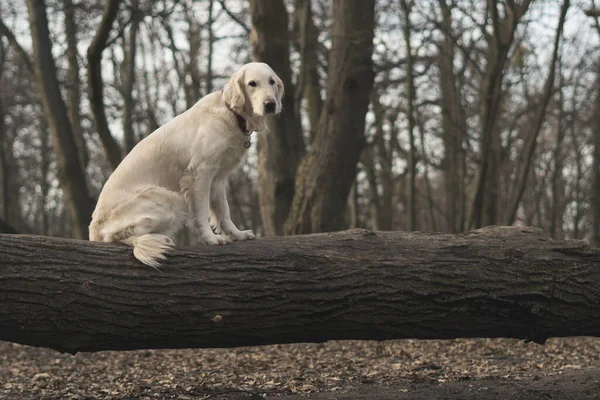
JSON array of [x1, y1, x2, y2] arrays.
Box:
[[122, 234, 175, 269]]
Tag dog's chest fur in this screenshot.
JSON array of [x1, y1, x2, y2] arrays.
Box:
[[219, 136, 248, 174]]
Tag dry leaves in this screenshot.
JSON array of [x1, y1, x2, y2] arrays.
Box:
[[1, 337, 599, 399]]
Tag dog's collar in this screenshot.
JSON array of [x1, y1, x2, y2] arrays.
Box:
[[222, 90, 252, 149]]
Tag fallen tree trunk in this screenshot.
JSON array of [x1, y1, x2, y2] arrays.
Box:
[[0, 226, 599, 354]]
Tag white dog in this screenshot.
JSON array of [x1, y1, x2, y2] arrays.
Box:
[[89, 62, 283, 267]]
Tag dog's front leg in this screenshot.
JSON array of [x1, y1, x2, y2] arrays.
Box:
[[187, 169, 232, 245], [210, 180, 255, 241]]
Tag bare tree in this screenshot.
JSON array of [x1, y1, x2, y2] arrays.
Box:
[[505, 0, 570, 225], [400, 0, 418, 231], [285, 0, 376, 234], [23, 0, 95, 239], [0, 37, 8, 225], [63, 0, 88, 170], [122, 0, 140, 154], [549, 65, 567, 239], [367, 90, 396, 230], [294, 0, 323, 140], [468, 0, 533, 229], [249, 0, 306, 236], [435, 0, 467, 233], [585, 1, 600, 246], [205, 0, 214, 94], [87, 0, 122, 170]]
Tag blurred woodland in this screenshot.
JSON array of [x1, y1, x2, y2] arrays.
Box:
[[0, 0, 599, 245]]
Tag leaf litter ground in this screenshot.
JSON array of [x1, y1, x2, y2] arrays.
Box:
[[1, 337, 600, 399]]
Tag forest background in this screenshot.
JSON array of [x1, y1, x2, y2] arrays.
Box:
[[0, 0, 598, 246]]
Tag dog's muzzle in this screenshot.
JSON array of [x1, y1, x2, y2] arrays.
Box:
[[264, 100, 277, 114]]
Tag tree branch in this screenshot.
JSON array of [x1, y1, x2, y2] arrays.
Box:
[[1, 227, 600, 354], [584, 8, 600, 17], [216, 0, 250, 34], [0, 19, 33, 74], [87, 0, 123, 170]]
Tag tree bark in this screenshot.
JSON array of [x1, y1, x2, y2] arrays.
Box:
[[87, 0, 122, 170], [205, 0, 213, 95], [294, 0, 323, 141], [25, 0, 95, 239], [1, 226, 600, 354], [285, 0, 376, 234], [370, 91, 394, 230], [63, 0, 88, 170], [181, 5, 202, 109], [0, 19, 33, 74], [249, 0, 306, 237], [0, 38, 9, 224], [400, 0, 417, 231], [122, 0, 140, 155], [587, 7, 600, 246], [549, 66, 566, 239], [39, 121, 51, 236], [592, 73, 600, 246], [437, 0, 466, 233]]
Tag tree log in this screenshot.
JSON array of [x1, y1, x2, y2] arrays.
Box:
[[0, 226, 599, 354]]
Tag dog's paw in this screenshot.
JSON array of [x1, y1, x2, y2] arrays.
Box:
[[230, 229, 256, 241], [201, 233, 232, 245], [210, 224, 223, 235]]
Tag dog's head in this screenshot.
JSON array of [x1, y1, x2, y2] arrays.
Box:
[[222, 62, 284, 117]]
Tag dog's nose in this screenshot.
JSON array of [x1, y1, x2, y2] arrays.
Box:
[[264, 100, 277, 114]]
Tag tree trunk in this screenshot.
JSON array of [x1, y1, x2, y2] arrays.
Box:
[[361, 143, 382, 230], [0, 38, 8, 224], [400, 0, 417, 231], [183, 5, 202, 107], [370, 91, 393, 230], [25, 0, 95, 239], [468, 0, 532, 229], [549, 66, 566, 239], [205, 0, 213, 94], [122, 0, 140, 155], [285, 0, 376, 234], [87, 0, 122, 170], [505, 0, 569, 226], [63, 0, 88, 170], [294, 0, 323, 141], [592, 73, 600, 246], [572, 120, 583, 239], [1, 226, 599, 354], [138, 30, 160, 137], [436, 0, 466, 233], [587, 1, 600, 246], [249, 0, 306, 237], [40, 122, 51, 236]]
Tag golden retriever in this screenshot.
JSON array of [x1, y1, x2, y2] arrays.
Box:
[[89, 62, 283, 267]]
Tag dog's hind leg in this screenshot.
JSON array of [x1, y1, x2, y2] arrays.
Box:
[[101, 186, 187, 268]]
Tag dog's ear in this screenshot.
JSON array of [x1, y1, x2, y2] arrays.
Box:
[[274, 74, 284, 114], [222, 70, 245, 110]]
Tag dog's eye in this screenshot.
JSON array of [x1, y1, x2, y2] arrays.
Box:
[[248, 81, 257, 87], [269, 79, 275, 85]]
